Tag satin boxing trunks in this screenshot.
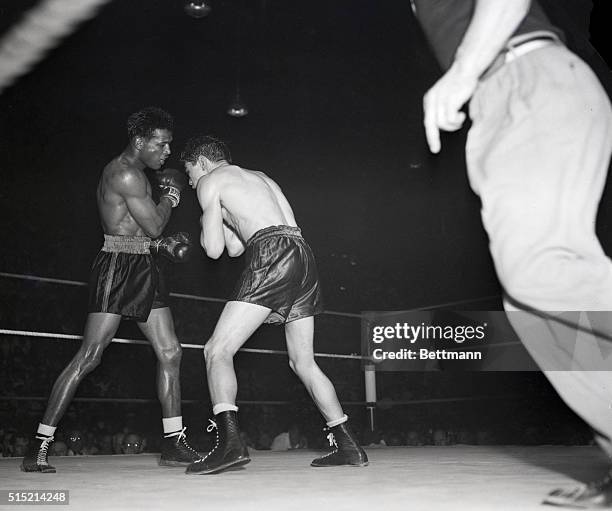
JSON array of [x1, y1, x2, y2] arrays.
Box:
[[88, 235, 169, 321], [230, 225, 324, 324]]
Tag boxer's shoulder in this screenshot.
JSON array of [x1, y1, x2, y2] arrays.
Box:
[[106, 163, 148, 197]]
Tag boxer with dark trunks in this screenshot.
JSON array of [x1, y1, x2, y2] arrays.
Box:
[[21, 107, 200, 473], [179, 135, 368, 475]]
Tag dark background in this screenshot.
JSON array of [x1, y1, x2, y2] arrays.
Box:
[[0, 0, 611, 445], [0, 0, 609, 314]]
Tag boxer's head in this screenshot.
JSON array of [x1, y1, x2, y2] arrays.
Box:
[[181, 134, 231, 188], [127, 106, 174, 170]]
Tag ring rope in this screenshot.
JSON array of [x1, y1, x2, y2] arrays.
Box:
[[0, 396, 367, 406], [3, 273, 610, 347], [0, 395, 522, 406], [0, 328, 365, 360], [0, 0, 113, 94], [0, 271, 502, 316]]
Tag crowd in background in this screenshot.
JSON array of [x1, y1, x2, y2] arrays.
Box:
[[0, 275, 593, 459], [1, 333, 592, 459]]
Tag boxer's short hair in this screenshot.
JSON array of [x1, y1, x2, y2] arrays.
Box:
[[180, 135, 232, 164], [127, 107, 174, 140]]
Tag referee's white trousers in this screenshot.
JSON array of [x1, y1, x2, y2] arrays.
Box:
[[466, 42, 612, 451]]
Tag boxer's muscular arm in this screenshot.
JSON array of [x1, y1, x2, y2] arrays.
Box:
[[223, 223, 245, 257], [422, 0, 530, 153], [197, 178, 225, 259], [116, 168, 172, 238]]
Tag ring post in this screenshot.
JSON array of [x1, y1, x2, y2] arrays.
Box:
[[364, 362, 376, 432]]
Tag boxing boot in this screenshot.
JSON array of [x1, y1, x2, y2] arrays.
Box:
[[21, 435, 56, 473], [159, 427, 201, 466], [185, 411, 250, 474], [311, 422, 368, 467]]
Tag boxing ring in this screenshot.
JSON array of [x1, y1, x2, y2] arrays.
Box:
[[0, 271, 603, 510], [1, 446, 608, 510]]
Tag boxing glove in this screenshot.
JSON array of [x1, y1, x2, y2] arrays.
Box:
[[155, 168, 185, 208], [151, 232, 192, 262]]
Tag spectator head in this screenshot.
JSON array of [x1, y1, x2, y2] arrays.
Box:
[[121, 433, 144, 454], [67, 430, 84, 454]]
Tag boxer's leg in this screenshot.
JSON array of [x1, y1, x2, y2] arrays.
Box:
[[138, 307, 182, 417], [285, 316, 343, 422], [187, 301, 270, 475], [138, 306, 200, 466], [21, 312, 121, 473], [284, 316, 368, 467], [44, 312, 121, 425], [203, 301, 271, 407]]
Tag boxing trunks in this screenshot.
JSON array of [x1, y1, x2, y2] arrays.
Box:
[[230, 225, 324, 324], [88, 235, 169, 321]]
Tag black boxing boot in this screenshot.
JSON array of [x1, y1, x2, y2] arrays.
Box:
[[21, 435, 56, 473], [159, 428, 201, 466], [311, 422, 369, 467], [185, 411, 250, 474]]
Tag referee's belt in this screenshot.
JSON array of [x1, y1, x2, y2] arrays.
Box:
[[481, 32, 561, 80]]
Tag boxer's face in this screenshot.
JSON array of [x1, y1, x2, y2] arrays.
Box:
[[184, 160, 202, 189], [138, 128, 172, 170]]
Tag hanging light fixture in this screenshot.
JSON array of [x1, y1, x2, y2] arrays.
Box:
[[227, 8, 248, 118], [227, 97, 248, 117], [184, 1, 212, 19]]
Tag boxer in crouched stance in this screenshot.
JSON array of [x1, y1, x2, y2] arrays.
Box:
[[21, 107, 200, 472], [180, 135, 368, 475]]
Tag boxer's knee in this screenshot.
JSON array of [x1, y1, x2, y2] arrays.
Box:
[[73, 346, 105, 375], [157, 342, 182, 367], [288, 356, 316, 378], [203, 338, 236, 366]]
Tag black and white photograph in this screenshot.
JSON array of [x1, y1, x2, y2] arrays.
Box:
[[1, 0, 611, 509]]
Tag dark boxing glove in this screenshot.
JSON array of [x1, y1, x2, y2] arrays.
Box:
[[151, 232, 192, 262], [155, 168, 185, 208]]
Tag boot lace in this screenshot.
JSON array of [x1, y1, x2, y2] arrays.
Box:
[[35, 435, 54, 466], [317, 429, 338, 460], [327, 432, 338, 449], [202, 419, 219, 461], [174, 427, 199, 457]]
